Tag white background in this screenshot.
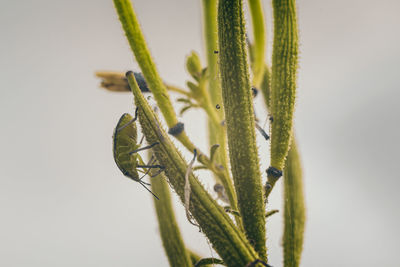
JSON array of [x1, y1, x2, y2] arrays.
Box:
[[1, 0, 399, 266]]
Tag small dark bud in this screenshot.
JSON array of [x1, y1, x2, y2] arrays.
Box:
[[214, 50, 219, 54], [134, 72, 150, 92], [168, 122, 184, 136], [251, 87, 258, 97], [269, 115, 274, 123], [266, 166, 282, 178], [214, 183, 224, 193], [265, 183, 272, 190], [125, 70, 134, 77]]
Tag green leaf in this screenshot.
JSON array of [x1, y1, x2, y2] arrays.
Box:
[[209, 144, 220, 163], [186, 51, 202, 80]]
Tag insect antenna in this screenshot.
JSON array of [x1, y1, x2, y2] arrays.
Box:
[[116, 107, 139, 132], [138, 181, 159, 200]]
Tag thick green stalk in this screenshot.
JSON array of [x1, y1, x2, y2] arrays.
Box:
[[218, 0, 266, 259], [259, 51, 305, 267], [150, 169, 192, 267], [113, 0, 234, 203], [202, 0, 239, 226], [282, 141, 305, 267], [260, 66, 271, 107], [127, 72, 260, 266], [248, 0, 266, 88], [266, 0, 299, 197]]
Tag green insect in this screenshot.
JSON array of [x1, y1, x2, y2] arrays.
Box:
[[113, 108, 164, 199]]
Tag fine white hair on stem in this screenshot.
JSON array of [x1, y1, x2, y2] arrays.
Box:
[[185, 149, 198, 227]]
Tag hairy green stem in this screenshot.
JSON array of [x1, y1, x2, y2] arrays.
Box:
[[113, 0, 177, 127], [202, 0, 240, 228], [113, 0, 234, 203], [260, 66, 271, 107], [259, 44, 305, 267], [218, 0, 266, 259], [248, 0, 266, 88], [150, 168, 192, 267], [283, 141, 305, 267], [266, 0, 299, 198], [127, 72, 260, 266]]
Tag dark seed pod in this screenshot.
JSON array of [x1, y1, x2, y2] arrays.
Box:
[[133, 72, 150, 92], [168, 122, 185, 136], [251, 87, 258, 97], [266, 166, 282, 178], [264, 183, 272, 190]]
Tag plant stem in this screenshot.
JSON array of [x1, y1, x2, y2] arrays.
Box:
[[202, 0, 240, 227], [218, 0, 266, 259], [127, 72, 260, 266], [248, 0, 266, 88], [283, 141, 305, 267], [113, 0, 234, 204], [113, 0, 177, 127], [150, 165, 192, 267], [266, 0, 299, 198], [166, 84, 192, 97], [259, 43, 305, 267]]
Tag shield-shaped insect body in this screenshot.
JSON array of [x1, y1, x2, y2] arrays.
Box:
[[112, 111, 163, 199], [113, 113, 141, 181]]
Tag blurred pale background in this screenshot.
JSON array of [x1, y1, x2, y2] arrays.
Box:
[[1, 0, 399, 266]]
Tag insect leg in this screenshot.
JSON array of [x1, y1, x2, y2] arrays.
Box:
[[129, 142, 159, 155], [137, 164, 165, 169], [137, 155, 157, 180], [149, 167, 165, 178]]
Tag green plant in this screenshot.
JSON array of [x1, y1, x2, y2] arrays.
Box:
[[97, 0, 305, 266]]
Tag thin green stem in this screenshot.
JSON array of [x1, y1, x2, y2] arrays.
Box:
[[258, 34, 305, 267], [248, 0, 266, 88], [283, 141, 305, 267], [218, 0, 266, 259], [113, 0, 177, 127], [127, 72, 260, 266], [112, 0, 234, 203], [266, 0, 299, 198], [166, 84, 193, 98], [150, 165, 192, 267], [202, 0, 241, 230]]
